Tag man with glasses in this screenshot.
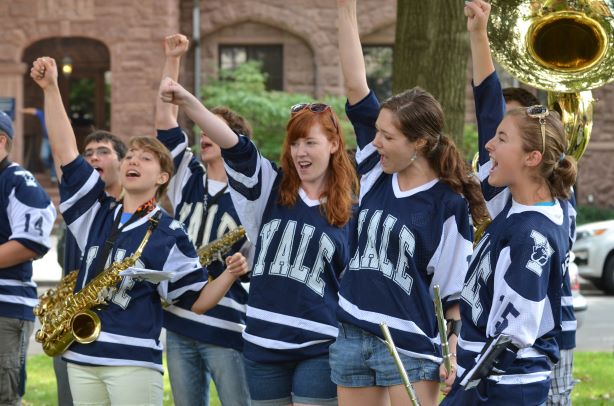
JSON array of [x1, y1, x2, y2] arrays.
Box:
[[54, 130, 126, 406]]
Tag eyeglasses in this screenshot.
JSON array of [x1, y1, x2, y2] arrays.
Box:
[[84, 147, 113, 158], [526, 105, 549, 154], [290, 103, 339, 133]]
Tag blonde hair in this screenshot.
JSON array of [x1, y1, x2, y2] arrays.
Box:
[[507, 108, 577, 199]]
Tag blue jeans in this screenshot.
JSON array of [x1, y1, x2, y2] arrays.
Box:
[[166, 330, 250, 406], [243, 355, 337, 406], [330, 322, 440, 387], [0, 316, 33, 405]]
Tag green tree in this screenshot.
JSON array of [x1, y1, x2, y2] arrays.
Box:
[[202, 62, 355, 160], [393, 0, 469, 146]]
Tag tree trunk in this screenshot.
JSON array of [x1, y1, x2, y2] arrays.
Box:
[[393, 0, 469, 145]]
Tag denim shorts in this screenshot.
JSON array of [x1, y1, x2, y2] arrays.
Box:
[[329, 322, 440, 387], [243, 354, 337, 406]]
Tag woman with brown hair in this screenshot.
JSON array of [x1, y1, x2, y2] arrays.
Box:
[[440, 3, 578, 405], [31, 56, 248, 406], [331, 1, 489, 405], [160, 75, 358, 405]]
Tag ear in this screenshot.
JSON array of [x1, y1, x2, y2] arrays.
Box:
[[415, 138, 428, 151], [329, 138, 339, 154], [524, 150, 543, 168], [157, 172, 170, 186]]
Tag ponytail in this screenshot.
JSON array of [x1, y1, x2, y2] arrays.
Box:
[[547, 155, 577, 200], [428, 135, 490, 227]]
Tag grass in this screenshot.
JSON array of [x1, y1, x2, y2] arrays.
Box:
[[23, 352, 614, 405], [23, 355, 220, 406], [572, 352, 614, 405]]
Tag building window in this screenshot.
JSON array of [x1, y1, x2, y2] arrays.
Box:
[[219, 45, 283, 91], [363, 45, 393, 101]]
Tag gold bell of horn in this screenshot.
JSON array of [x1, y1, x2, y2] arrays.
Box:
[[488, 0, 614, 160]]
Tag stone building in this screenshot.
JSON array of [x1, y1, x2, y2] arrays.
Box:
[[1, 0, 613, 206]]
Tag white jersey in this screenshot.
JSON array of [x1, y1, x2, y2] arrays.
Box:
[[0, 159, 56, 321]]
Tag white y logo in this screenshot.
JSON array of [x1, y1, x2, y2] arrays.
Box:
[[14, 170, 38, 187], [526, 230, 554, 276]]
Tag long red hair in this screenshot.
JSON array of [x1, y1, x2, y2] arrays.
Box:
[[279, 108, 358, 227]]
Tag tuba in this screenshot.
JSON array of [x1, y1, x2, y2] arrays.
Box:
[[488, 0, 614, 160]]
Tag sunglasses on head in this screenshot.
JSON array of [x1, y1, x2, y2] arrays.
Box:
[[526, 105, 549, 155], [290, 103, 339, 133]]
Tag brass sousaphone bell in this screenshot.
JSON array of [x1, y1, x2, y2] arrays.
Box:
[[488, 0, 614, 161]]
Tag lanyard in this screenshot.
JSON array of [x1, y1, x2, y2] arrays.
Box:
[[89, 198, 157, 281], [194, 176, 227, 247]]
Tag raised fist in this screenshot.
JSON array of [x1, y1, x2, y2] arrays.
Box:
[[30, 57, 58, 90], [164, 34, 190, 58]]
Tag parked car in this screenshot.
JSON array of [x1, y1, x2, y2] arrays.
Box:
[[568, 252, 587, 328], [573, 219, 614, 295]]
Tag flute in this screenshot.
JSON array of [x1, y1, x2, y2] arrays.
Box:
[[379, 323, 420, 406], [433, 284, 452, 375]]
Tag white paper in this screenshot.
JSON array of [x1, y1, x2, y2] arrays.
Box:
[[119, 267, 174, 283]]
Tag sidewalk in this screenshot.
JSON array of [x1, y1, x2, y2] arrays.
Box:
[[30, 235, 63, 355], [33, 234, 63, 286]]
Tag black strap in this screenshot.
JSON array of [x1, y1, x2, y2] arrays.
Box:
[[0, 156, 11, 174], [89, 207, 158, 281], [194, 178, 228, 247], [446, 319, 462, 339]]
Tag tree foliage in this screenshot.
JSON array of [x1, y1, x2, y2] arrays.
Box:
[[202, 62, 355, 160]]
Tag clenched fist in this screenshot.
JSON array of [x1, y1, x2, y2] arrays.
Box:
[[30, 57, 59, 90], [164, 34, 190, 58]]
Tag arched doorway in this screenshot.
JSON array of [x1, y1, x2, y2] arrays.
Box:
[[21, 37, 110, 173]]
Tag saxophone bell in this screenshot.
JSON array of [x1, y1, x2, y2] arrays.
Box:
[[71, 309, 102, 345]]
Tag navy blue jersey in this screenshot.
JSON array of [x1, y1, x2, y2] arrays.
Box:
[[158, 127, 249, 351], [62, 224, 82, 275], [456, 198, 569, 390], [337, 91, 474, 363], [0, 161, 56, 321], [221, 136, 349, 363], [58, 156, 207, 372], [473, 72, 576, 350]]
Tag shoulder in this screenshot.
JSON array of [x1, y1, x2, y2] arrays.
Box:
[[432, 182, 469, 214], [157, 211, 189, 238], [501, 212, 562, 256], [4, 164, 51, 208]]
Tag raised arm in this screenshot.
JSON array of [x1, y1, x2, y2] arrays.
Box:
[[155, 34, 190, 130], [30, 57, 78, 176], [466, 0, 495, 86], [337, 0, 370, 104], [159, 78, 238, 149]]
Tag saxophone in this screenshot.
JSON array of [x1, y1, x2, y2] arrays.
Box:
[[197, 226, 246, 267], [35, 215, 159, 357]]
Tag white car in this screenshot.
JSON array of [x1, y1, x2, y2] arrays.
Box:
[[568, 253, 587, 325], [573, 219, 614, 295]]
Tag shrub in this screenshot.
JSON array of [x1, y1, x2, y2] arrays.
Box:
[[202, 62, 355, 160]]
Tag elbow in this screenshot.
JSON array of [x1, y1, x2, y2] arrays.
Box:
[[191, 302, 205, 314], [344, 83, 370, 105]]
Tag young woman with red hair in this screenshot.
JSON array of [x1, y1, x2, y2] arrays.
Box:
[[159, 77, 358, 406]]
